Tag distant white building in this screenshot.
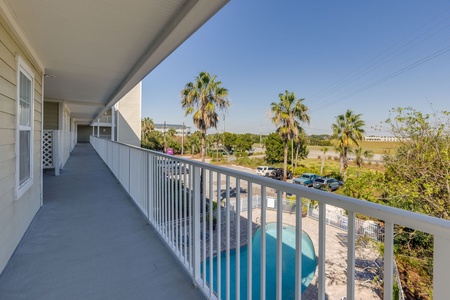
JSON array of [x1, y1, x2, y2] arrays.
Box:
[[154, 124, 191, 136], [364, 135, 399, 142]]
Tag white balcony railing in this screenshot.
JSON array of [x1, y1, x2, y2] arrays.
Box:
[[99, 115, 112, 123], [90, 136, 450, 300]]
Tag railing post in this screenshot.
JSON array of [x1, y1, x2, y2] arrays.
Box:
[[318, 202, 326, 300], [147, 154, 153, 223], [53, 131, 60, 176], [347, 211, 356, 300], [433, 235, 450, 299], [384, 222, 394, 300], [192, 165, 201, 286], [295, 195, 303, 300]]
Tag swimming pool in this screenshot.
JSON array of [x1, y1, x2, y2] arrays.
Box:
[[204, 223, 316, 299]]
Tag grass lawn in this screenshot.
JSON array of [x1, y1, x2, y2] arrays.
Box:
[[296, 156, 384, 178], [309, 141, 400, 155]]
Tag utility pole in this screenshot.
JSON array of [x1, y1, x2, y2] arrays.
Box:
[[260, 122, 262, 144], [163, 121, 167, 153]]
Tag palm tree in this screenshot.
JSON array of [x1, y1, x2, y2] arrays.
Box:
[[187, 131, 202, 155], [294, 130, 308, 170], [320, 146, 329, 175], [141, 117, 154, 140], [167, 128, 177, 137], [354, 147, 374, 177], [331, 109, 365, 181], [181, 72, 230, 162], [271, 90, 310, 181]]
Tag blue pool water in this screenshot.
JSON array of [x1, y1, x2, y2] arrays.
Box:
[[204, 223, 316, 299]]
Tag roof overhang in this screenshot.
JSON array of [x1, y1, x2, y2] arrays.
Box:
[[1, 0, 229, 125]]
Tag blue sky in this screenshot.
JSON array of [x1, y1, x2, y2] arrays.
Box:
[[142, 0, 450, 136]]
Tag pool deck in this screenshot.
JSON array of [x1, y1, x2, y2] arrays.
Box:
[[206, 207, 382, 299], [247, 209, 381, 300]]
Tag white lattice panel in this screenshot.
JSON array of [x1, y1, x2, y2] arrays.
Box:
[[43, 131, 54, 168]]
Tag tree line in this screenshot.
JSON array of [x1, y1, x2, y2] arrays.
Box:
[[141, 71, 450, 298], [142, 71, 370, 182]]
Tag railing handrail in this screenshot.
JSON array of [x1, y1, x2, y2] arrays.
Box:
[[91, 136, 450, 239], [90, 135, 450, 299]]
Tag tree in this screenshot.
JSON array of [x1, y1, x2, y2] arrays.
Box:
[[187, 131, 202, 155], [294, 131, 309, 170], [353, 147, 374, 177], [331, 109, 365, 181], [271, 90, 310, 181], [341, 171, 384, 202], [265, 133, 285, 164], [381, 107, 450, 299], [384, 107, 450, 219], [309, 134, 332, 146], [141, 117, 154, 140], [320, 146, 329, 175], [181, 72, 230, 162], [141, 131, 164, 151], [222, 132, 237, 152], [234, 133, 253, 153], [167, 128, 177, 138], [334, 143, 344, 176]]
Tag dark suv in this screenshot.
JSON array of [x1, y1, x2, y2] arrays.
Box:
[[312, 177, 341, 191], [268, 168, 293, 180]]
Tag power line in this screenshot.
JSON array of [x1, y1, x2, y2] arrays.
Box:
[[310, 43, 450, 112], [308, 6, 450, 112]]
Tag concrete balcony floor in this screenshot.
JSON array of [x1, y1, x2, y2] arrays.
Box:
[[0, 143, 204, 300]]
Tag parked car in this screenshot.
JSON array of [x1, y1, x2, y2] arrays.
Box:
[[293, 173, 320, 187], [158, 160, 189, 175], [256, 166, 274, 176], [312, 177, 340, 191], [268, 168, 293, 180]]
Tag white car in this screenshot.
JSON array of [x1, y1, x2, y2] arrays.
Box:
[[256, 166, 274, 176]]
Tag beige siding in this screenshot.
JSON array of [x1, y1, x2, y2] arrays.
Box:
[[0, 14, 43, 273], [117, 82, 141, 147], [0, 94, 15, 119], [43, 102, 59, 130]]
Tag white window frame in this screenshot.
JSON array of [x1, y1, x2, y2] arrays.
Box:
[[15, 56, 34, 199]]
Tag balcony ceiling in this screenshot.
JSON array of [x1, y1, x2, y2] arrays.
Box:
[[2, 0, 228, 124]]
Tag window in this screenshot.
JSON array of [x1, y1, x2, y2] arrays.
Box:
[[16, 56, 34, 198]]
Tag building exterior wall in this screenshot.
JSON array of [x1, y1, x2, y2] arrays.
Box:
[[77, 125, 91, 143], [116, 82, 141, 147], [43, 102, 58, 130], [0, 14, 43, 273], [364, 135, 399, 142], [154, 124, 191, 136]]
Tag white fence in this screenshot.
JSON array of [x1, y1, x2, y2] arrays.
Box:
[[91, 136, 450, 300], [231, 197, 385, 242]]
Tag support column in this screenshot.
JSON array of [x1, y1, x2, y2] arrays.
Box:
[[111, 107, 115, 141]]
